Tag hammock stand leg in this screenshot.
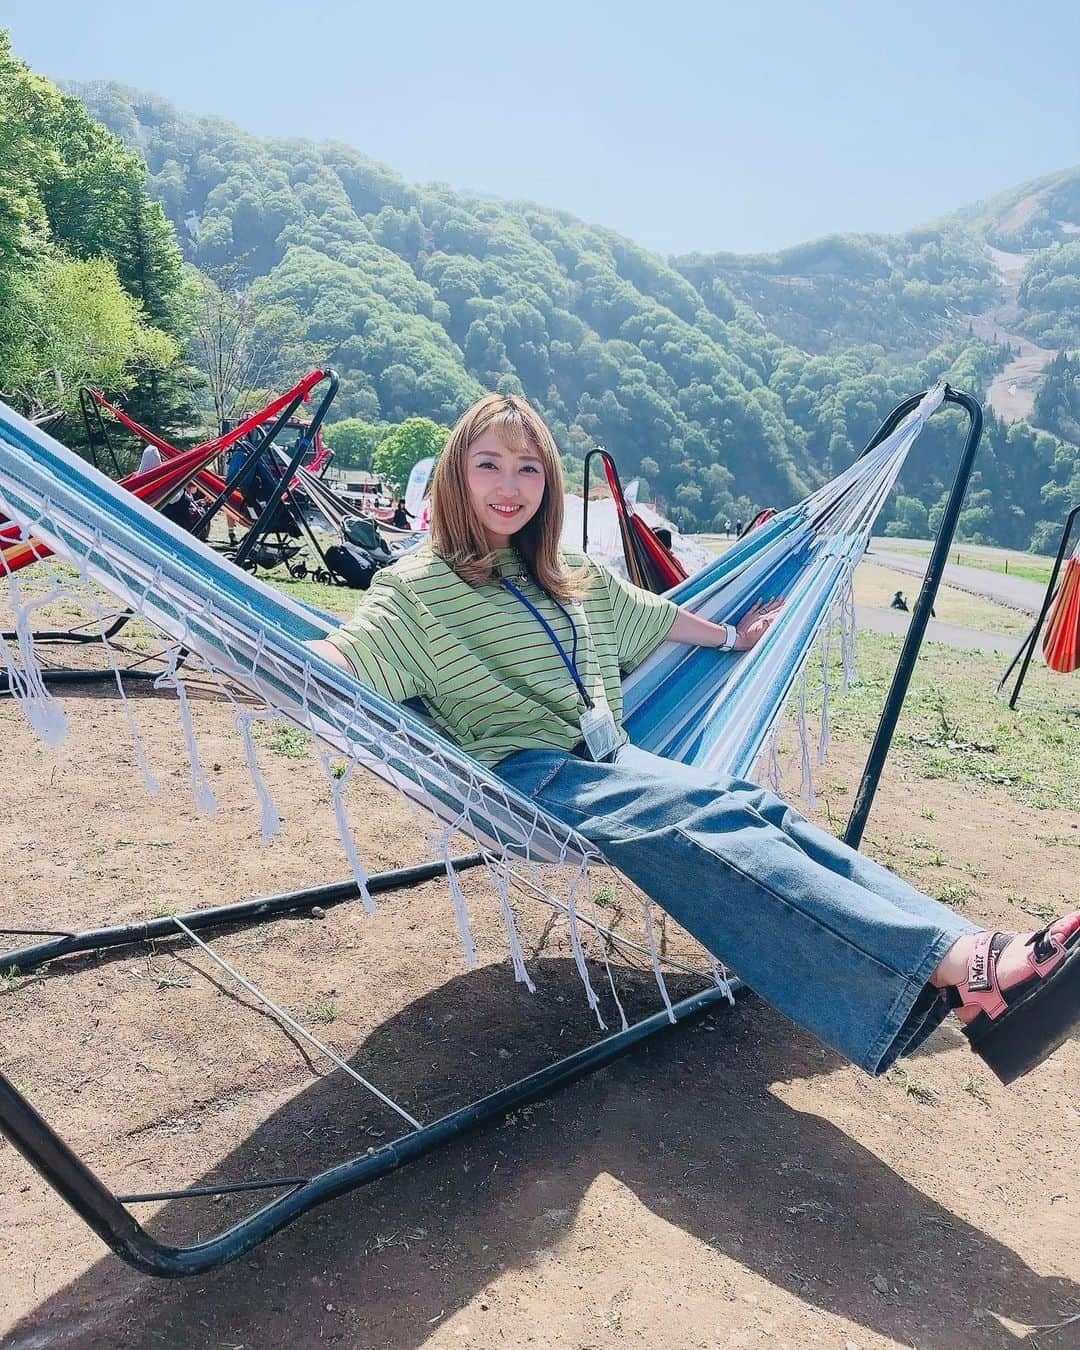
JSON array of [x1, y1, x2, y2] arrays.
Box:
[[0, 855, 487, 972], [0, 624, 192, 696], [0, 849, 738, 1278], [0, 979, 733, 1278], [0, 611, 171, 695], [844, 385, 984, 848], [78, 386, 123, 478], [997, 502, 1079, 709]]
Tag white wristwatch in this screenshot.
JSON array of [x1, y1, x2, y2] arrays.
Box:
[[720, 623, 738, 651]]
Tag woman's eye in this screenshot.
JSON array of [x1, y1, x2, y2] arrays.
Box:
[[521, 464, 541, 474]]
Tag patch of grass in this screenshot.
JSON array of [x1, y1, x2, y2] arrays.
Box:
[[1017, 896, 1057, 923], [1, 965, 20, 994], [329, 759, 348, 780], [962, 1071, 990, 1106], [821, 631, 1080, 812], [919, 807, 936, 821], [313, 1000, 337, 1025], [890, 1069, 937, 1104], [255, 721, 313, 760], [934, 880, 969, 904], [593, 881, 617, 909], [1034, 831, 1080, 848], [854, 561, 1030, 636], [262, 569, 358, 620], [877, 540, 1054, 586]]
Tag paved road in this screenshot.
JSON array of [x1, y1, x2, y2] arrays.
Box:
[[866, 548, 1045, 615], [855, 604, 1030, 657]]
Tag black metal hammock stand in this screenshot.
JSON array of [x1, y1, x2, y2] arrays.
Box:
[[191, 372, 341, 582], [0, 389, 983, 1276], [997, 502, 1080, 709]]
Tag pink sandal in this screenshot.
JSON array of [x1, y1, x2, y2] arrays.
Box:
[[947, 912, 1080, 1084]]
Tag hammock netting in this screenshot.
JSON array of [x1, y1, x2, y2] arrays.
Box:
[[0, 386, 944, 1025]]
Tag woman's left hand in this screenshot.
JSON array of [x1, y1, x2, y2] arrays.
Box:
[[734, 597, 784, 651]]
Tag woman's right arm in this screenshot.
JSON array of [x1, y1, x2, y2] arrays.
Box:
[[306, 637, 357, 674], [304, 570, 435, 705]]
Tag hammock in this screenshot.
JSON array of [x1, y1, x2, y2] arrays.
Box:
[[1042, 540, 1080, 674], [0, 384, 956, 1277], [84, 373, 332, 523], [584, 448, 688, 592], [282, 455, 369, 536], [0, 437, 242, 575], [0, 384, 941, 890]]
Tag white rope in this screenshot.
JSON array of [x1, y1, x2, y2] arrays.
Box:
[[172, 917, 422, 1131]]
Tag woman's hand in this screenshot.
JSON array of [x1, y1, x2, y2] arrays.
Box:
[[734, 597, 784, 651], [666, 597, 784, 651]]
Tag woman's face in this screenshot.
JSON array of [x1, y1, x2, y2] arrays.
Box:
[[465, 427, 546, 548]]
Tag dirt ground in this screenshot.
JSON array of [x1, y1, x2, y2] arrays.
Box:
[[1, 620, 1078, 1349]]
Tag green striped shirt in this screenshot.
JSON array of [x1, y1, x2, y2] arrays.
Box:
[[326, 543, 678, 767]]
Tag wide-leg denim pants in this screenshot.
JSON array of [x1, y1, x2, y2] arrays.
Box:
[[496, 743, 977, 1075]]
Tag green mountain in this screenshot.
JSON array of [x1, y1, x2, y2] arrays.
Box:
[[66, 80, 1080, 547]]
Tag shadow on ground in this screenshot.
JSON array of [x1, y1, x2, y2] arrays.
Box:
[[8, 961, 1076, 1349]]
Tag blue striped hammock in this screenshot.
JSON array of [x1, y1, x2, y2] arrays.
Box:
[[0, 389, 942, 1014]]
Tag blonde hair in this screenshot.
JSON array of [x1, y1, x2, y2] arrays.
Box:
[[430, 393, 582, 602]]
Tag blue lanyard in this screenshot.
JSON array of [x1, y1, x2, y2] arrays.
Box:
[[501, 577, 594, 709]]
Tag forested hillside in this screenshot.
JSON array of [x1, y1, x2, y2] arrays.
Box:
[[3, 38, 1075, 549], [0, 35, 192, 435]]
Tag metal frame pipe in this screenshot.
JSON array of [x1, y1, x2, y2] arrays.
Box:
[[843, 386, 983, 846]]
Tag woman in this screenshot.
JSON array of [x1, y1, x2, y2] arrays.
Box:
[[391, 498, 413, 530], [310, 394, 1079, 1085]]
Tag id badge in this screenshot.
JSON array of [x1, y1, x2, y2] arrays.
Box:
[[579, 701, 619, 762]]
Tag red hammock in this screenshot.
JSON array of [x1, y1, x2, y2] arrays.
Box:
[[1042, 546, 1080, 674], [1, 439, 237, 574], [590, 452, 687, 593], [740, 508, 777, 537], [2, 371, 327, 576], [89, 387, 332, 494], [85, 367, 329, 519]]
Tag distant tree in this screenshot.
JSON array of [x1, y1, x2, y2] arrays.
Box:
[[325, 417, 381, 470], [883, 494, 929, 539], [0, 33, 188, 426], [3, 255, 177, 418], [374, 417, 448, 492], [184, 266, 297, 430]]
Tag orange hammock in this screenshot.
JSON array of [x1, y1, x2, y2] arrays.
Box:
[[1042, 545, 1080, 673]]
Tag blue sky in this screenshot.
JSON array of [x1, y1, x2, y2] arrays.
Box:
[[6, 1, 1079, 255]]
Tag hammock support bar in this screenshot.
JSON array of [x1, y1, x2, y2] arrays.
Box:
[[998, 502, 1080, 709], [78, 385, 123, 478], [0, 855, 486, 974], [843, 386, 983, 847], [0, 980, 737, 1278]]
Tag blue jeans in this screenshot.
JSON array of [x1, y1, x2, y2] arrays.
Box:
[[495, 744, 978, 1075]]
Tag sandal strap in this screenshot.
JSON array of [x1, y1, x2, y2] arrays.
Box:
[[948, 932, 1011, 1018]]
